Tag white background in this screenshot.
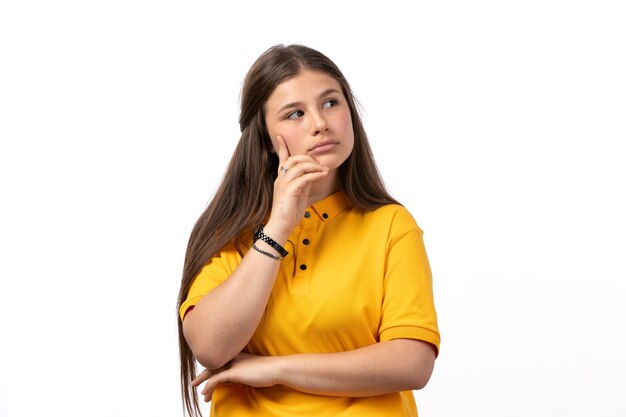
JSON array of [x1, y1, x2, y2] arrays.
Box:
[[1, 1, 625, 416]]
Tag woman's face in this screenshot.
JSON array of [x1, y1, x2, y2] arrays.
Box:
[[264, 70, 354, 171]]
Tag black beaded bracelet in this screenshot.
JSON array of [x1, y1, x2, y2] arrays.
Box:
[[253, 224, 289, 258]]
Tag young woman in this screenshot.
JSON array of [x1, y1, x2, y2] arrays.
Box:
[[176, 44, 440, 417]]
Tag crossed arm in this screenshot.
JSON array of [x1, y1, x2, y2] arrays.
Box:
[[190, 338, 436, 403], [182, 232, 437, 402]]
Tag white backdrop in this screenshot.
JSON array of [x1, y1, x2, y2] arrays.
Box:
[[1, 1, 625, 416]]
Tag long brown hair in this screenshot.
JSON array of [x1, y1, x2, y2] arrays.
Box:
[[176, 44, 398, 416]]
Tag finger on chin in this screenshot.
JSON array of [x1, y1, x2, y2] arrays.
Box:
[[192, 370, 210, 386], [277, 135, 291, 160]]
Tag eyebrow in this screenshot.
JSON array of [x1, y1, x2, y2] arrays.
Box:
[[276, 88, 341, 115]]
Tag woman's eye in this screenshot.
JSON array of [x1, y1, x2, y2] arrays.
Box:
[[287, 110, 304, 120], [322, 99, 338, 109]]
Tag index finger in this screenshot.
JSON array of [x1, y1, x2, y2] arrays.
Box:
[[192, 369, 211, 387], [276, 135, 291, 166]]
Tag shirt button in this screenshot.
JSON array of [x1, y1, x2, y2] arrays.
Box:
[[303, 239, 310, 245], [304, 211, 311, 218], [322, 213, 329, 219], [299, 264, 307, 270]]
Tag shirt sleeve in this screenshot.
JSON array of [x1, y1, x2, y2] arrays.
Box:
[[378, 208, 440, 355], [178, 242, 242, 321]]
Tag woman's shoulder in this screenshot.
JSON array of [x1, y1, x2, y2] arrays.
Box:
[[357, 203, 424, 234]]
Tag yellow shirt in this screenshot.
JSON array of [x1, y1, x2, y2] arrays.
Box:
[[180, 190, 440, 417]]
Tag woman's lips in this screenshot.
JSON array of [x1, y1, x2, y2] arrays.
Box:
[[309, 140, 339, 154]]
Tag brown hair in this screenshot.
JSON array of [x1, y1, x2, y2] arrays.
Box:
[[176, 44, 398, 416]]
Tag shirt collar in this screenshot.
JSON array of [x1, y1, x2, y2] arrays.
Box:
[[309, 189, 354, 222]]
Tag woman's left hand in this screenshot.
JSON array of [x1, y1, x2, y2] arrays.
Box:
[[192, 352, 281, 402]]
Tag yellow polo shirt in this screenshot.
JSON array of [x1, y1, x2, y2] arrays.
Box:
[[180, 190, 440, 417]]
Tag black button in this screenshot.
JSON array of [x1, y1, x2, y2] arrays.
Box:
[[303, 239, 310, 245], [299, 264, 307, 270], [304, 211, 311, 218], [322, 213, 329, 219]]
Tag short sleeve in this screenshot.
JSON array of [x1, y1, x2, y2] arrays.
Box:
[[378, 209, 440, 355], [178, 242, 242, 321]]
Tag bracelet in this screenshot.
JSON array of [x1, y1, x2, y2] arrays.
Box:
[[253, 224, 289, 258], [251, 243, 283, 260]]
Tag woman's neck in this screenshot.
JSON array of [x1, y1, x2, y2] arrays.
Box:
[[307, 169, 341, 206]]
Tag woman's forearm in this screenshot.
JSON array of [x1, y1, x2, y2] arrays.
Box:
[[183, 223, 289, 370], [195, 339, 437, 401], [274, 339, 436, 397]]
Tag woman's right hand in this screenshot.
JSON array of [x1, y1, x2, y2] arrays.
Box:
[[264, 135, 329, 242]]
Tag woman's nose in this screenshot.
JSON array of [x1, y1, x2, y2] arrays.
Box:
[[310, 111, 329, 136]]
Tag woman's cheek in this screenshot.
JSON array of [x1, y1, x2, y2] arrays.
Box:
[[338, 112, 353, 133], [280, 129, 302, 155]]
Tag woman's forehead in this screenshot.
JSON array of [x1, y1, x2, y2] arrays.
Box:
[[266, 70, 342, 111]]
